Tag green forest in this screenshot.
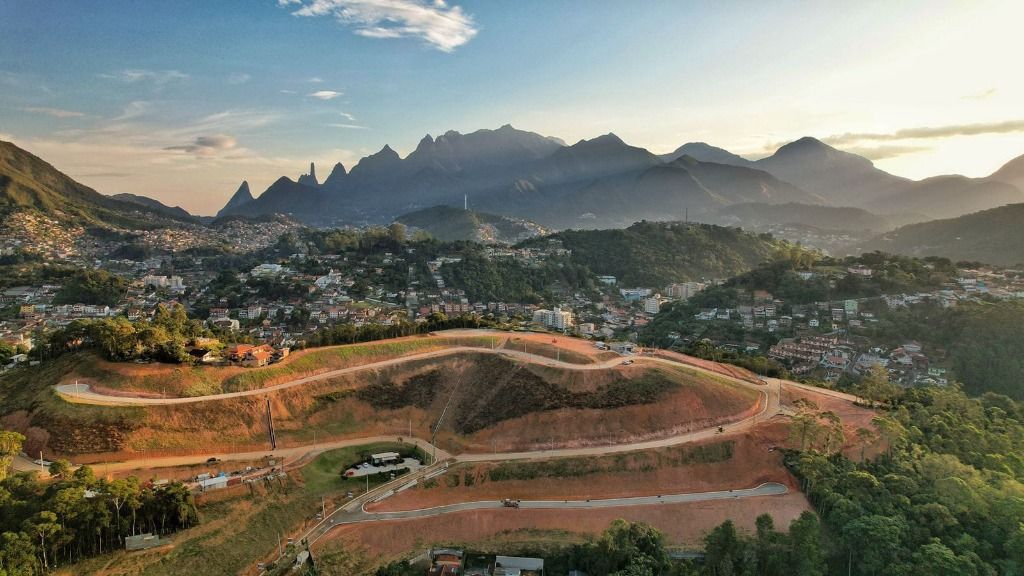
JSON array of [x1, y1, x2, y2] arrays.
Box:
[[0, 431, 197, 574], [527, 221, 793, 287]]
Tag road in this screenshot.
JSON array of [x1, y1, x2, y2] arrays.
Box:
[[52, 336, 780, 474], [302, 482, 789, 545], [54, 340, 765, 407]]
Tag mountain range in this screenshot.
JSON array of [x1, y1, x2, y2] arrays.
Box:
[[4, 130, 1024, 267], [216, 125, 1024, 232]]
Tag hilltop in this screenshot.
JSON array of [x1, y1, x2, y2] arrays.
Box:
[[527, 220, 789, 286], [395, 205, 548, 243]]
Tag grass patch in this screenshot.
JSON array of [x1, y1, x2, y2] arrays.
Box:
[[55, 442, 422, 576]]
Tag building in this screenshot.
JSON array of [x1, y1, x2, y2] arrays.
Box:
[[532, 306, 573, 330], [665, 282, 705, 300], [142, 275, 184, 291], [494, 556, 544, 576], [370, 452, 401, 466], [250, 263, 285, 277], [642, 295, 664, 314], [596, 275, 617, 286], [620, 288, 651, 303]]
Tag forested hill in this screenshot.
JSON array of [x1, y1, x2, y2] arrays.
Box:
[[526, 221, 791, 286], [395, 205, 547, 243], [862, 203, 1024, 267]]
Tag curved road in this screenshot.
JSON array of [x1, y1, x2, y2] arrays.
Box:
[[54, 343, 767, 407]]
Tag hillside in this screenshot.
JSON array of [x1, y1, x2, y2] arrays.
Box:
[[715, 202, 896, 232], [110, 193, 195, 221], [862, 203, 1024, 266], [395, 205, 547, 243], [530, 220, 788, 286], [0, 140, 176, 228]]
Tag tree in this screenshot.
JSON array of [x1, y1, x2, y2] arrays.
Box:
[[855, 427, 877, 462], [787, 512, 825, 576], [855, 365, 900, 407], [387, 222, 406, 244], [0, 431, 25, 482], [23, 512, 59, 572], [788, 412, 822, 451], [47, 459, 72, 479], [842, 515, 904, 576]]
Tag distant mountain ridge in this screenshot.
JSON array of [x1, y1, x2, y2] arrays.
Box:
[[219, 126, 1022, 233], [861, 203, 1024, 266]]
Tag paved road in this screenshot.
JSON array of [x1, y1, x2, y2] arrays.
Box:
[[357, 482, 789, 522], [299, 482, 788, 546]]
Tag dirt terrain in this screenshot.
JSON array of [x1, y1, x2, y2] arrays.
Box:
[[19, 350, 760, 462], [370, 422, 796, 512], [323, 492, 812, 559]]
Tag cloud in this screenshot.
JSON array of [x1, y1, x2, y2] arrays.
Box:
[[338, 111, 357, 121], [310, 90, 343, 100], [281, 0, 478, 52], [327, 123, 368, 129], [963, 88, 997, 100], [227, 73, 252, 85], [23, 107, 86, 119], [113, 101, 151, 121], [838, 145, 931, 160], [98, 69, 189, 84], [308, 76, 325, 83], [823, 119, 1024, 146], [164, 134, 239, 157], [280, 89, 298, 94]]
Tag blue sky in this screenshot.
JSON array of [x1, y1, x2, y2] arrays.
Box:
[[1, 0, 1022, 214]]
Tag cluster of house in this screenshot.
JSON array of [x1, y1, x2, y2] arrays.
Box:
[[427, 549, 547, 576], [768, 332, 938, 385], [223, 343, 289, 367]]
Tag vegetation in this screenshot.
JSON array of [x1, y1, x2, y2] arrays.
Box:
[[527, 221, 795, 286], [860, 299, 1024, 398], [784, 384, 1024, 574], [862, 203, 1024, 267], [440, 249, 595, 303], [395, 205, 544, 243], [0, 430, 197, 573], [40, 303, 210, 363]]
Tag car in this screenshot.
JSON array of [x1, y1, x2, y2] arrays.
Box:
[[206, 457, 219, 463], [621, 360, 633, 365]]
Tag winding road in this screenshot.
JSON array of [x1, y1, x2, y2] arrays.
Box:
[[52, 333, 786, 475]]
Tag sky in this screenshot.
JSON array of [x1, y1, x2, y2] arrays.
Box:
[[1, 0, 1022, 215]]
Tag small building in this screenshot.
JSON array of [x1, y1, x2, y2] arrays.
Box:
[[370, 452, 401, 466], [125, 533, 162, 551], [494, 555, 544, 576]]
